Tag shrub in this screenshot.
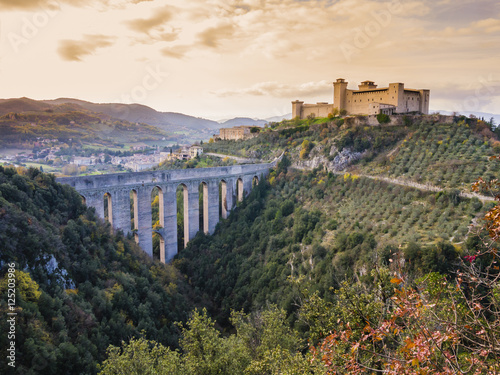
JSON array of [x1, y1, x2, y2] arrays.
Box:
[[376, 113, 390, 124]]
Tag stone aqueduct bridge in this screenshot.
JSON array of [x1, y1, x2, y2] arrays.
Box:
[[57, 159, 279, 262]]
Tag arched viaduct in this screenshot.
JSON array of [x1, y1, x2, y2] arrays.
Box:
[[57, 159, 279, 262]]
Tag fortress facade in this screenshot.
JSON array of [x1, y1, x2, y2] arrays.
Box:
[[292, 79, 430, 119], [215, 125, 256, 141]]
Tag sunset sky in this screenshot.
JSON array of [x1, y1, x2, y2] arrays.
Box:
[[0, 0, 499, 120]]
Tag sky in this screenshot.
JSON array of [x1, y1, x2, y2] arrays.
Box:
[[0, 0, 499, 120]]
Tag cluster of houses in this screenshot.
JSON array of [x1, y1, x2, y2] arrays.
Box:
[[71, 144, 204, 172], [4, 145, 62, 164], [1, 142, 204, 174]]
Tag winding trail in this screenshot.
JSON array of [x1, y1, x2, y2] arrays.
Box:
[[205, 152, 258, 164], [292, 164, 494, 203], [205, 151, 494, 203], [355, 173, 494, 203]]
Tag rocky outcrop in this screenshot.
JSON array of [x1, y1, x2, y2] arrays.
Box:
[[293, 146, 365, 172]]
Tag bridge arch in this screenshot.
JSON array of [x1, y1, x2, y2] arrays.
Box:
[[153, 231, 166, 262], [220, 179, 228, 219], [237, 178, 244, 203], [199, 181, 209, 234], [152, 186, 164, 228], [151, 186, 165, 261], [104, 192, 113, 225], [130, 189, 139, 243], [253, 176, 259, 187]]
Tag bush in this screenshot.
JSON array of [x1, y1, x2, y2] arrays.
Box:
[[376, 113, 390, 124]]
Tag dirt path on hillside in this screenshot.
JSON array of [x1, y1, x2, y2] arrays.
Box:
[[207, 151, 494, 202], [205, 152, 258, 163], [357, 174, 494, 203], [292, 164, 494, 203]]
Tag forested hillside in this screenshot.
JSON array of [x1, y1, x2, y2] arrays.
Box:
[[0, 105, 168, 148], [0, 166, 196, 374], [2, 114, 500, 374], [102, 152, 500, 374], [176, 165, 485, 326]]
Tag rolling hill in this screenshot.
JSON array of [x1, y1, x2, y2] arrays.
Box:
[[42, 98, 221, 135], [0, 98, 171, 148]]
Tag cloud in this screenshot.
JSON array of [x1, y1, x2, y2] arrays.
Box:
[[439, 17, 500, 37], [125, 7, 173, 34], [213, 81, 333, 98], [124, 6, 180, 43], [197, 23, 235, 48], [0, 0, 152, 11], [0, 0, 72, 10], [57, 34, 115, 61], [161, 45, 189, 59]]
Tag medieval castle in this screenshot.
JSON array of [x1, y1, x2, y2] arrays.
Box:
[[292, 79, 430, 119]]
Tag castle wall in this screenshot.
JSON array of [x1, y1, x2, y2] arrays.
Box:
[[301, 103, 333, 118]]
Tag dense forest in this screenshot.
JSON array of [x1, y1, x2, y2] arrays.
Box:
[[0, 166, 196, 374], [1, 115, 500, 374]]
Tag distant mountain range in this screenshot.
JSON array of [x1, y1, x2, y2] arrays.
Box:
[[41, 98, 221, 135], [0, 98, 294, 143], [432, 109, 500, 126], [218, 114, 292, 126]]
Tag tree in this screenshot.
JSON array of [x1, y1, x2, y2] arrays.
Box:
[[99, 337, 185, 375]]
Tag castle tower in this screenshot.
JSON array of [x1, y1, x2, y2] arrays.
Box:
[[419, 89, 430, 114], [388, 83, 405, 113], [333, 78, 348, 113], [291, 100, 304, 118], [358, 80, 378, 91]]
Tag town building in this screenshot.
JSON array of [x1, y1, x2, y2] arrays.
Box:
[[292, 79, 430, 119], [215, 126, 256, 141], [189, 145, 203, 158]]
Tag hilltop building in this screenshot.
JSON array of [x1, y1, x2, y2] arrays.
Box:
[[215, 125, 256, 141], [292, 79, 430, 119], [189, 145, 203, 158]]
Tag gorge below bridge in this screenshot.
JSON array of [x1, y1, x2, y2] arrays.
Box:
[[58, 159, 279, 262]]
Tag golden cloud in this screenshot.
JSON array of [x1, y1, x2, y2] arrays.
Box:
[[197, 23, 235, 48], [57, 34, 115, 61], [213, 81, 333, 98], [161, 45, 189, 59], [124, 7, 173, 34], [0, 0, 151, 11]]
